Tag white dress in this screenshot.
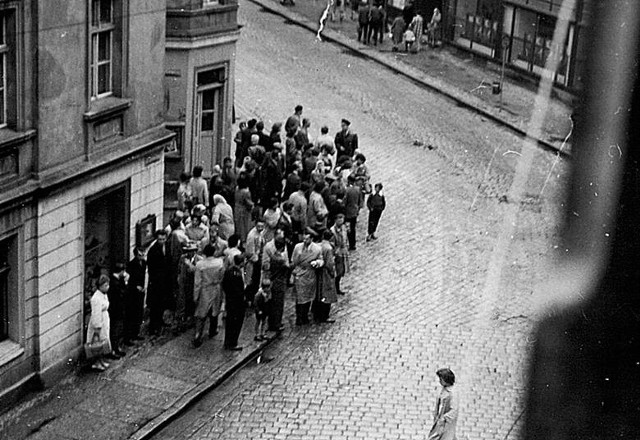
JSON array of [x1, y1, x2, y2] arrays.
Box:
[[86, 290, 112, 353]]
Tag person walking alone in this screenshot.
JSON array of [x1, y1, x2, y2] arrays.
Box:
[[427, 368, 459, 440], [366, 183, 386, 241]]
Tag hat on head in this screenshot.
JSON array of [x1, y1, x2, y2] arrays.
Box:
[[341, 119, 351, 126], [272, 142, 283, 150]]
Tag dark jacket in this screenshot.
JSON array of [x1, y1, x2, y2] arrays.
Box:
[[222, 266, 246, 310], [344, 185, 363, 219], [367, 192, 386, 211], [126, 257, 146, 294], [108, 273, 127, 321], [146, 241, 172, 307], [358, 5, 371, 24], [335, 130, 359, 161]]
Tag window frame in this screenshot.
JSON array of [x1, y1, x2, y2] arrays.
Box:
[[90, 0, 114, 99], [0, 8, 16, 130], [89, 0, 123, 101]]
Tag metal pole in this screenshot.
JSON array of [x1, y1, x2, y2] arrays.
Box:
[[500, 39, 506, 111]]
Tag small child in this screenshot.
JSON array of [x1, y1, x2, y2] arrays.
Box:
[[254, 280, 271, 341], [404, 28, 416, 52], [366, 183, 386, 241]]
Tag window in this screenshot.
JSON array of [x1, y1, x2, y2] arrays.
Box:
[[0, 10, 16, 128], [89, 0, 122, 99], [0, 237, 12, 342]]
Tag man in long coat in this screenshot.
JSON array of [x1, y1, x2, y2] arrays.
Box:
[[291, 228, 324, 325], [263, 235, 290, 333], [312, 230, 339, 323], [124, 247, 147, 344], [222, 254, 246, 350], [147, 229, 172, 336], [193, 244, 226, 347]]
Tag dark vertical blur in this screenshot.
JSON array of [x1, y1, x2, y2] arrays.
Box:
[[524, 1, 640, 439]]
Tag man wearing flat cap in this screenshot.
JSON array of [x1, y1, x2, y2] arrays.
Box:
[[335, 119, 358, 167]]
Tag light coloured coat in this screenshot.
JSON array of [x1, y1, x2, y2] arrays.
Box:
[[292, 241, 323, 304], [428, 386, 458, 440], [86, 290, 112, 353], [193, 256, 226, 318]]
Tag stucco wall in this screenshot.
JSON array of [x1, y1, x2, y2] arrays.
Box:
[[0, 203, 38, 395], [36, 151, 164, 375], [36, 0, 167, 170]]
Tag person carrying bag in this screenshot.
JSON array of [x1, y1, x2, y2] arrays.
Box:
[[85, 274, 112, 372]]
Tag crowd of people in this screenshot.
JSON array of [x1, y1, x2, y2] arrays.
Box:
[[85, 104, 387, 372], [327, 0, 441, 53]]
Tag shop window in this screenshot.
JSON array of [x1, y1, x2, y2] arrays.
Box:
[[89, 0, 123, 99]]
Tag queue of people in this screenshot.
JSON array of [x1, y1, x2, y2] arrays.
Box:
[[85, 104, 387, 372]]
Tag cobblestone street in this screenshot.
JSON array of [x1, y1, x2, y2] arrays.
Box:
[[152, 1, 570, 438]]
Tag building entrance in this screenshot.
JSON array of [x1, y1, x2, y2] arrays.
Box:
[[83, 183, 130, 339]]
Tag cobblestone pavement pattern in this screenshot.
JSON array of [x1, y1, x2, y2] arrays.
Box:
[[152, 1, 570, 439]]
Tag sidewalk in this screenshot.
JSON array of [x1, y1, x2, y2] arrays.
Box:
[[0, 310, 282, 440], [248, 0, 573, 154]]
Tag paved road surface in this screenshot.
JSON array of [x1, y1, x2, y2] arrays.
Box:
[[152, 1, 569, 438]]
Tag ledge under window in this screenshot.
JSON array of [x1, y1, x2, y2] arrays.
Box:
[[0, 340, 24, 367], [83, 96, 132, 123], [0, 128, 37, 152]]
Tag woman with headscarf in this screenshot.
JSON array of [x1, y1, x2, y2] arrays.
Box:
[[212, 194, 235, 240]]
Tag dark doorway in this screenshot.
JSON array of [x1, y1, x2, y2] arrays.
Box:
[[83, 182, 130, 340]]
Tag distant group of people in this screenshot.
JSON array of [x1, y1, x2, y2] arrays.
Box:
[[391, 6, 441, 52], [84, 104, 387, 371], [325, 0, 442, 53]]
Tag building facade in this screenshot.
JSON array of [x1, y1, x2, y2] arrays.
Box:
[[0, 0, 172, 405], [164, 0, 239, 186], [442, 0, 588, 90]]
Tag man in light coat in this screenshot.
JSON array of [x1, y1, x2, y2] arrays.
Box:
[[291, 228, 324, 325], [192, 244, 226, 347]]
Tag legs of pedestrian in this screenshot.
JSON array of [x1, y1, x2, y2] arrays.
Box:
[[268, 285, 285, 332], [209, 313, 218, 338], [335, 276, 344, 295], [367, 209, 382, 241], [295, 302, 311, 325], [193, 317, 206, 347], [347, 217, 357, 250], [148, 305, 163, 336]]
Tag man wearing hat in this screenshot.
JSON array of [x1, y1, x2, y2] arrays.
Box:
[[335, 119, 358, 167], [291, 228, 324, 325]]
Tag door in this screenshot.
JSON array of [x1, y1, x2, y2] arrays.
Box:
[[194, 86, 221, 173], [84, 183, 129, 340]]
